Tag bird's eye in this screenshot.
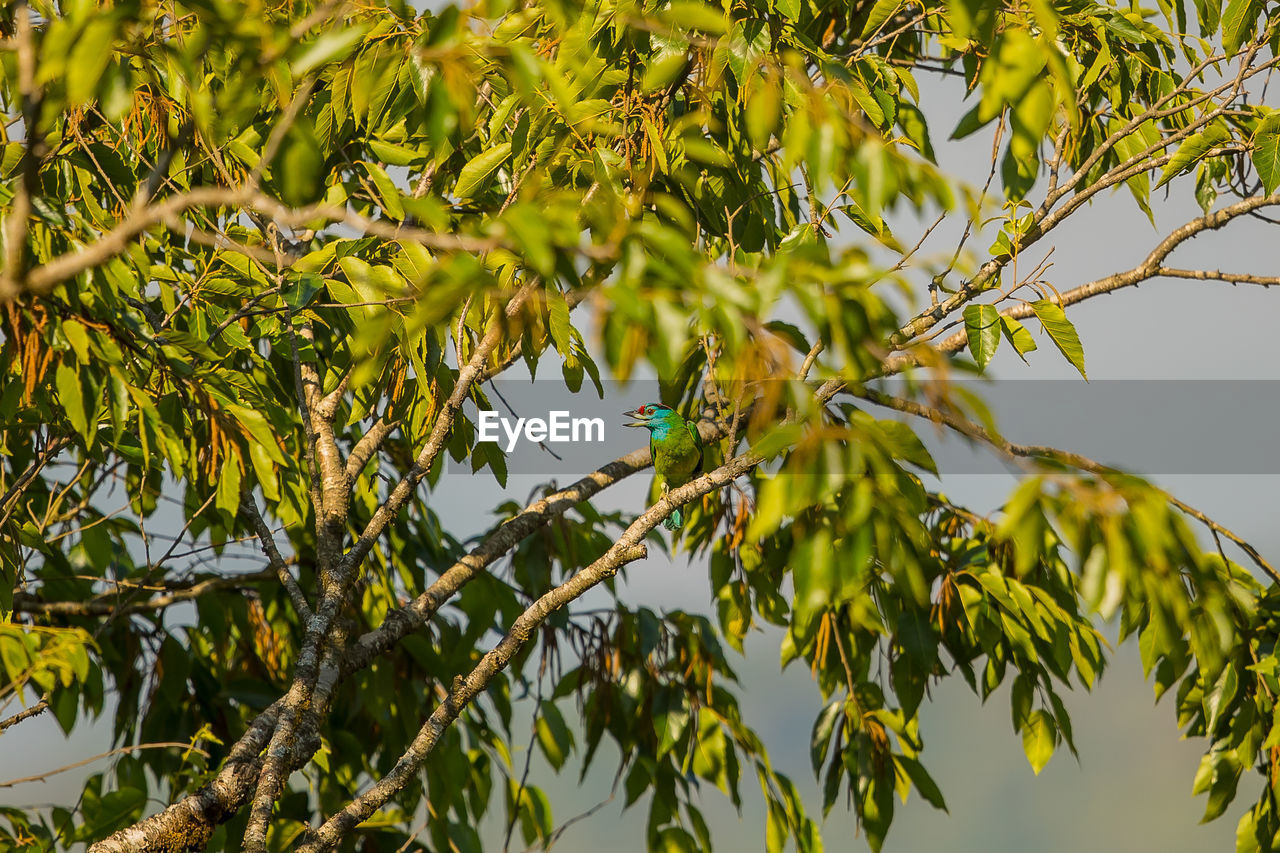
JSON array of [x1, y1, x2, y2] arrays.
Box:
[[645, 406, 654, 414]]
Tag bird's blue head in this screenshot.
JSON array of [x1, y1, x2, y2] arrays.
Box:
[[623, 403, 679, 438]]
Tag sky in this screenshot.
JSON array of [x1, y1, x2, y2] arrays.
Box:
[[3, 11, 1280, 853]]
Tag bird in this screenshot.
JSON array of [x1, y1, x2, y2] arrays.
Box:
[[623, 403, 704, 530]]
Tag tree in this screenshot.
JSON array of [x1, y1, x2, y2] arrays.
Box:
[[0, 0, 1278, 849]]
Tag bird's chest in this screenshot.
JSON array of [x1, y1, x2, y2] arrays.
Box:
[[650, 430, 698, 485]]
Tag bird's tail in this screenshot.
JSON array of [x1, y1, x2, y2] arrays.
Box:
[[663, 509, 682, 531]]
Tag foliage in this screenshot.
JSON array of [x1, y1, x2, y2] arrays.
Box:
[[0, 0, 1277, 850]]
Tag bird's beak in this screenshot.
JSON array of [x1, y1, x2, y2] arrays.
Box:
[[622, 409, 647, 428]]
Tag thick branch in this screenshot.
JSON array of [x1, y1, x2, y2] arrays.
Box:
[[243, 284, 536, 850], [87, 705, 282, 853], [0, 3, 38, 301], [344, 416, 401, 480], [300, 449, 765, 851], [343, 412, 734, 675]]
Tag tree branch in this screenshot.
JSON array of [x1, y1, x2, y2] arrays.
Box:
[[344, 416, 401, 480], [302, 444, 769, 850], [0, 742, 208, 789], [87, 704, 283, 853], [0, 695, 48, 734], [243, 281, 538, 850], [241, 492, 311, 621], [887, 48, 1278, 354], [854, 387, 1279, 585], [339, 282, 538, 577], [0, 3, 39, 301], [12, 568, 280, 617], [16, 189, 614, 299], [915, 192, 1280, 362]]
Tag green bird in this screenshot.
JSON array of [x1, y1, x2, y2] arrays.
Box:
[[623, 403, 704, 530]]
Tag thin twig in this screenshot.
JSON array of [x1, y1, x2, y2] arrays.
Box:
[[0, 696, 49, 734], [0, 743, 209, 788]]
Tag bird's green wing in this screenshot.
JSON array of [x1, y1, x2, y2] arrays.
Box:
[[685, 418, 704, 476]]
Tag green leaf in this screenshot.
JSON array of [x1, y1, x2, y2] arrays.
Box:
[[861, 0, 905, 37], [860, 775, 894, 852], [1030, 300, 1086, 379], [215, 457, 242, 516], [535, 702, 574, 770], [368, 138, 423, 167], [951, 102, 993, 140], [746, 80, 781, 149], [1021, 709, 1056, 774], [1204, 662, 1239, 733], [660, 2, 730, 33], [642, 117, 669, 173], [88, 788, 145, 834], [1250, 111, 1280, 196], [896, 755, 948, 811], [276, 120, 326, 207], [998, 315, 1037, 361], [454, 142, 512, 200], [1220, 0, 1260, 54], [1237, 806, 1260, 853], [654, 691, 690, 757], [363, 160, 405, 220], [61, 319, 91, 364], [1010, 672, 1034, 729], [66, 17, 117, 106], [1203, 762, 1243, 822], [1103, 10, 1146, 41], [790, 529, 835, 634], [1157, 123, 1232, 189], [810, 699, 842, 775], [546, 285, 572, 356], [963, 304, 1001, 371], [848, 79, 886, 129], [55, 361, 92, 442], [656, 826, 700, 852], [292, 26, 369, 75], [897, 102, 936, 162]]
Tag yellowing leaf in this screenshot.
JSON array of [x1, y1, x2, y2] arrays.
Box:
[[1021, 709, 1056, 774], [1031, 300, 1087, 379], [545, 284, 572, 355]]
